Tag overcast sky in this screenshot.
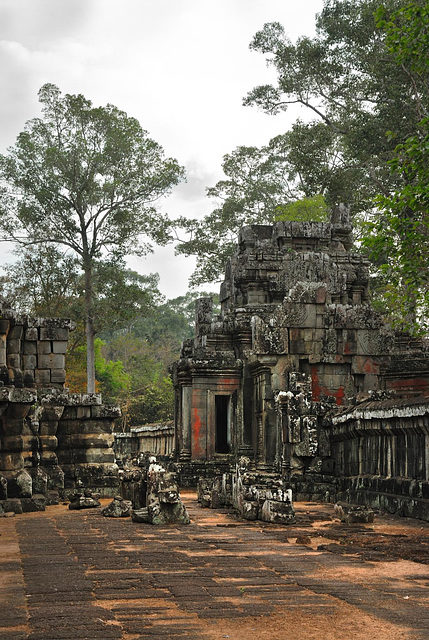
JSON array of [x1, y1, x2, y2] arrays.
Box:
[[0, 0, 324, 299]]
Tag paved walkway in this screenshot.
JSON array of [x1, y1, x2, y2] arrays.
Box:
[[1, 492, 429, 640]]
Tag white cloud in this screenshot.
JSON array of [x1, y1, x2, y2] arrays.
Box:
[[0, 0, 324, 298]]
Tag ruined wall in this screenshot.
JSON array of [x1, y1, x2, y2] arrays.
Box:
[[0, 301, 119, 511], [114, 421, 174, 462], [327, 396, 429, 520]]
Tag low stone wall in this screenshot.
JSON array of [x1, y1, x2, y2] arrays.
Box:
[[327, 396, 429, 520], [114, 421, 174, 462], [0, 390, 120, 511]]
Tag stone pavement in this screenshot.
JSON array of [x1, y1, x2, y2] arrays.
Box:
[[1, 491, 429, 640]]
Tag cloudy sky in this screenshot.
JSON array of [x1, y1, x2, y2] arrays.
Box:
[[1, 0, 324, 299]]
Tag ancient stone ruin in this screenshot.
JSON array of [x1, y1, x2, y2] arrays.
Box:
[[117, 456, 190, 524], [0, 300, 119, 513], [173, 206, 429, 521]]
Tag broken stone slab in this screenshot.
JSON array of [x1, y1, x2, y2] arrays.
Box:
[[46, 490, 60, 505], [241, 500, 259, 520], [149, 501, 190, 525], [21, 494, 47, 512], [101, 496, 132, 518], [8, 469, 32, 498], [260, 499, 296, 524], [69, 495, 101, 510], [0, 498, 23, 514], [68, 488, 101, 510], [131, 507, 150, 523], [334, 502, 374, 523]]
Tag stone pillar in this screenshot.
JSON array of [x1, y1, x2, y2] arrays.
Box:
[[56, 394, 120, 497], [180, 385, 192, 460]]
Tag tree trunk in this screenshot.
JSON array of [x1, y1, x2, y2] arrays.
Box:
[[84, 260, 96, 394]]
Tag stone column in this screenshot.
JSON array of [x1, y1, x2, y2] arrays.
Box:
[[180, 385, 192, 461]]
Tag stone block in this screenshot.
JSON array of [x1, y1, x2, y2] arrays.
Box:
[[47, 465, 64, 490], [260, 499, 295, 524], [29, 467, 48, 494], [0, 475, 7, 500], [1, 498, 23, 514], [241, 500, 259, 520], [25, 327, 38, 341], [8, 469, 32, 498], [38, 353, 65, 369], [21, 495, 47, 512], [68, 433, 113, 449], [52, 341, 68, 354], [46, 490, 60, 505], [77, 406, 92, 419], [23, 354, 37, 370], [1, 435, 24, 453], [39, 451, 58, 466], [39, 327, 69, 341], [39, 435, 58, 451], [23, 341, 37, 355], [0, 451, 24, 472], [91, 404, 121, 419], [9, 326, 23, 340], [37, 341, 52, 355], [39, 421, 58, 436], [50, 368, 66, 384], [35, 369, 51, 385], [7, 354, 20, 368], [8, 339, 21, 354], [23, 370, 36, 386], [351, 356, 380, 375], [334, 502, 374, 523]]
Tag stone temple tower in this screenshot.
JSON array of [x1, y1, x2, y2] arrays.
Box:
[[172, 206, 429, 485]]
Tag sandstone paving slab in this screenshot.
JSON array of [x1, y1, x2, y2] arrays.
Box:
[[1, 497, 429, 639]]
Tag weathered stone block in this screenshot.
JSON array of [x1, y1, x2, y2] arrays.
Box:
[[23, 370, 35, 386], [7, 354, 20, 368], [35, 369, 50, 385], [21, 494, 47, 512], [40, 327, 69, 341], [23, 355, 37, 370], [38, 353, 65, 369], [8, 469, 32, 498], [9, 326, 23, 340], [52, 341, 68, 354], [37, 341, 52, 355], [30, 467, 48, 494], [1, 498, 23, 514], [23, 341, 37, 355], [50, 369, 66, 384], [25, 327, 38, 341], [241, 500, 259, 520]]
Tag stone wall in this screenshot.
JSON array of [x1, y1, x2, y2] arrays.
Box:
[[327, 396, 429, 520], [114, 421, 174, 462], [0, 301, 119, 511]]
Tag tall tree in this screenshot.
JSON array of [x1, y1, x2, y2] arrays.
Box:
[[0, 84, 185, 392], [178, 0, 429, 287], [365, 1, 429, 332]]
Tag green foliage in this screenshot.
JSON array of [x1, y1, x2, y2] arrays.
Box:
[[364, 1, 429, 333], [126, 378, 175, 427], [0, 244, 80, 317], [275, 195, 329, 222], [66, 337, 130, 401], [94, 338, 130, 402], [97, 291, 215, 427]]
